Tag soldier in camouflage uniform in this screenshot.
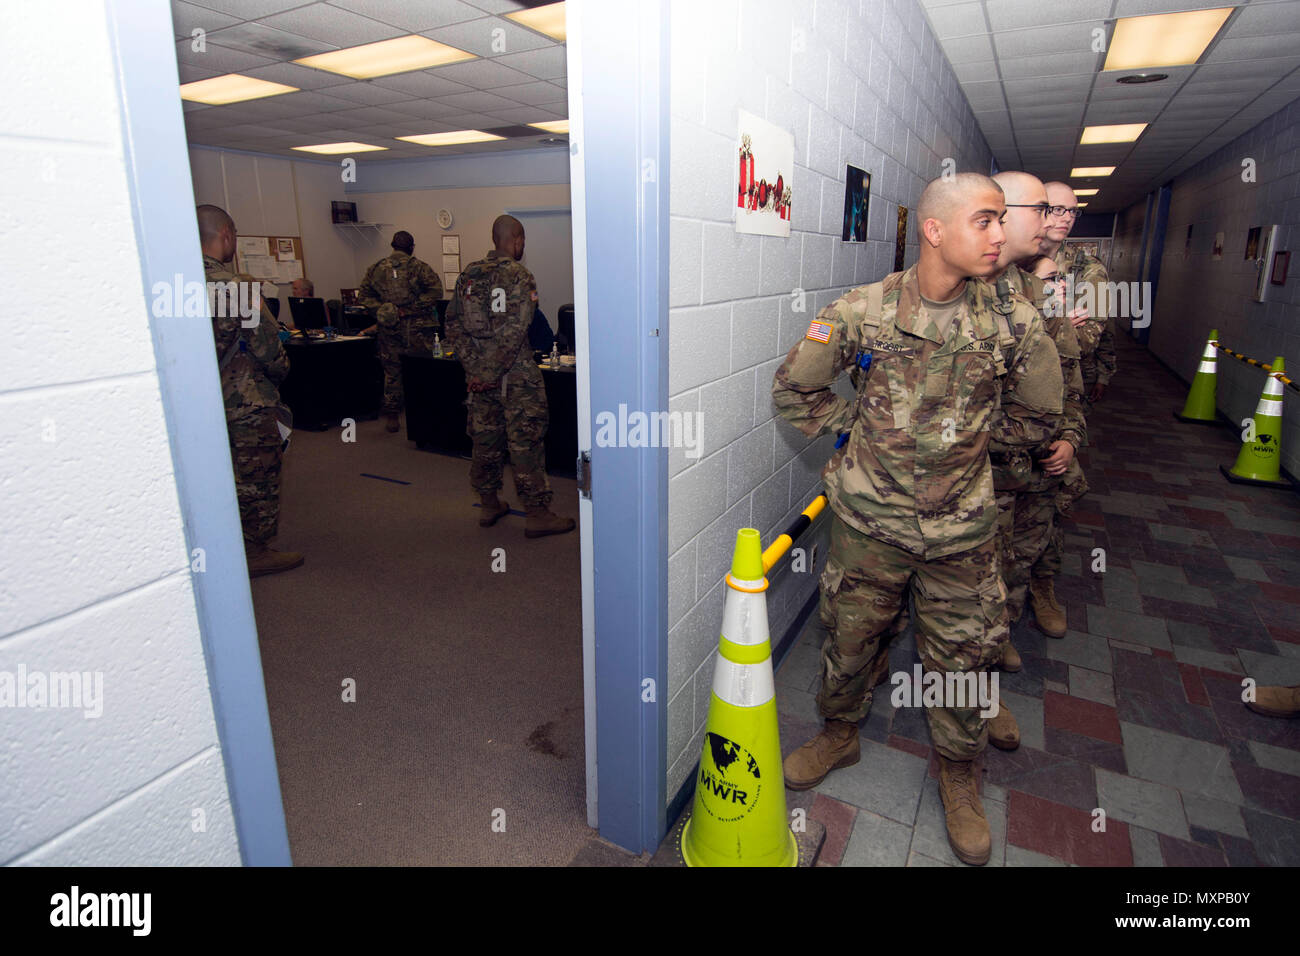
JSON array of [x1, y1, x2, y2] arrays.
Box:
[[444, 215, 574, 538], [196, 205, 303, 578], [358, 230, 443, 432], [1041, 182, 1117, 412], [774, 174, 1063, 865], [984, 173, 1083, 663]]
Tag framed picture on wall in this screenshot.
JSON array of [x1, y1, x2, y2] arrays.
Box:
[[894, 206, 908, 272], [1245, 226, 1261, 261], [841, 165, 870, 242], [1255, 225, 1279, 301], [1272, 251, 1290, 286]]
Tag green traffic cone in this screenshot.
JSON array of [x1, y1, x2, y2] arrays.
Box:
[[1222, 357, 1290, 488], [1176, 329, 1219, 424]]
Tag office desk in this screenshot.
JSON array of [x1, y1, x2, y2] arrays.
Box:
[[281, 335, 383, 430], [401, 354, 578, 479]]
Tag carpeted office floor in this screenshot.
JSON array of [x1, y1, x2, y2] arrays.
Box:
[[250, 415, 589, 866]]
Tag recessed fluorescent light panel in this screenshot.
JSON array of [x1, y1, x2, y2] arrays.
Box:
[[1103, 9, 1233, 71], [1071, 167, 1116, 178], [180, 74, 298, 105], [292, 142, 388, 155], [528, 120, 570, 133], [396, 130, 506, 147], [295, 36, 475, 79], [1073, 188, 1100, 196], [1080, 124, 1147, 144], [505, 2, 567, 42]]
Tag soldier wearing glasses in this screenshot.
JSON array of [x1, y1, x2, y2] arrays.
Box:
[[1040, 182, 1116, 410]]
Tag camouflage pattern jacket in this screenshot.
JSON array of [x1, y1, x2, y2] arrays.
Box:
[[444, 250, 539, 384], [1053, 244, 1116, 388], [993, 266, 1086, 492], [772, 264, 1062, 559], [358, 250, 443, 322], [204, 254, 288, 423]]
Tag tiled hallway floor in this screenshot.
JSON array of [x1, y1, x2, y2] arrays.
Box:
[[775, 334, 1300, 867]]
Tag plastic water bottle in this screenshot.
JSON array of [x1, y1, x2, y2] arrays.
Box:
[[433, 333, 443, 358], [549, 343, 559, 368]]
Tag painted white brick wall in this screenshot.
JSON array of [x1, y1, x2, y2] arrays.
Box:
[[0, 1, 241, 865], [666, 0, 991, 801], [1143, 99, 1300, 479]]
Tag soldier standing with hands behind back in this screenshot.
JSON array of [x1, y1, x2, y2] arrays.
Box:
[[359, 230, 443, 432], [445, 215, 574, 538]]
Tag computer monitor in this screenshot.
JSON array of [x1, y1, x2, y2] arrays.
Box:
[[556, 304, 575, 354], [288, 296, 329, 331]]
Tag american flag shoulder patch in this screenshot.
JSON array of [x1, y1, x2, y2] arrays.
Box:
[[805, 320, 833, 344]]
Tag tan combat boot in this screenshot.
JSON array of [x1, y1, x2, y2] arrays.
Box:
[[783, 719, 859, 790], [1246, 684, 1300, 718], [246, 543, 304, 578], [385, 413, 400, 433], [938, 755, 990, 866], [525, 505, 576, 538], [987, 697, 1020, 750], [478, 492, 510, 527], [1000, 641, 1022, 672], [1029, 576, 1067, 638]]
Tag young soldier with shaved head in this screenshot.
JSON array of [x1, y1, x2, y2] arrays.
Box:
[[984, 172, 1083, 663], [772, 173, 1062, 865], [1041, 181, 1116, 409], [197, 204, 303, 577], [444, 215, 574, 538]]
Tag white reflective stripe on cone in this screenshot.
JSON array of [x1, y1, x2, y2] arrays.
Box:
[[1202, 342, 1217, 359], [721, 584, 770, 648], [1197, 361, 1217, 373], [712, 654, 775, 708]]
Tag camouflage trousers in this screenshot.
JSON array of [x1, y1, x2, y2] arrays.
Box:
[[816, 513, 1007, 761], [229, 408, 284, 548], [378, 317, 439, 415], [466, 360, 552, 507], [995, 485, 1061, 624]]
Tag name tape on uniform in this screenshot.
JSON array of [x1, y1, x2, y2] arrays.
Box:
[[805, 321, 832, 344]]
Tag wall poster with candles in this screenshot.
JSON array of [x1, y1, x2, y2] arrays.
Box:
[[735, 109, 793, 238]]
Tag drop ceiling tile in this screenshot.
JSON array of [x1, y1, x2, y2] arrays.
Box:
[[205, 22, 338, 59], [961, 80, 1008, 110], [326, 0, 485, 32], [217, 123, 292, 139], [181, 0, 306, 16], [1003, 74, 1094, 102], [326, 105, 428, 126], [938, 34, 995, 64], [1111, 0, 1235, 15], [1012, 101, 1085, 126], [381, 99, 468, 120], [492, 80, 568, 106], [433, 111, 503, 128], [423, 16, 557, 57], [1170, 90, 1262, 111], [463, 0, 547, 13], [997, 51, 1100, 79], [1082, 101, 1165, 123], [243, 62, 355, 90], [429, 58, 540, 89], [924, 2, 986, 39], [1222, 2, 1300, 39], [482, 106, 565, 126], [260, 5, 404, 45], [178, 62, 222, 83], [1179, 76, 1270, 95], [315, 82, 416, 106], [271, 90, 363, 113], [952, 59, 997, 83], [1205, 34, 1300, 63], [994, 22, 1106, 59], [368, 71, 474, 97], [985, 0, 1111, 30], [171, 0, 239, 39], [436, 90, 524, 112], [174, 38, 275, 71], [490, 47, 567, 81]]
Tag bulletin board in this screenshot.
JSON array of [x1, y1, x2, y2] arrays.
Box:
[[234, 235, 306, 285]]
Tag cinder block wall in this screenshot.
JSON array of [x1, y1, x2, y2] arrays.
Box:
[[1142, 100, 1300, 479], [0, 1, 241, 865], [665, 0, 992, 803]]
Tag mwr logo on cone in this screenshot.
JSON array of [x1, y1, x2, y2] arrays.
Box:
[[696, 732, 763, 823]]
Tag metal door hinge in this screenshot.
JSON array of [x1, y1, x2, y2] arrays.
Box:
[[576, 450, 592, 499]]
